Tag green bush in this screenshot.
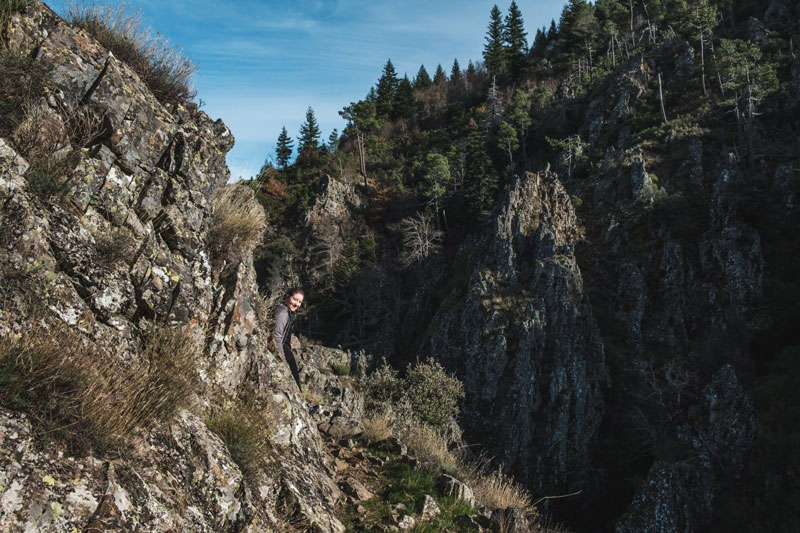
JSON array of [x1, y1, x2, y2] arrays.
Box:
[[403, 358, 464, 430], [361, 360, 401, 414], [330, 361, 351, 376], [361, 357, 464, 431]]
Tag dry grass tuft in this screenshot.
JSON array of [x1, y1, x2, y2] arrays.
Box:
[[67, 3, 196, 106], [361, 411, 393, 443], [464, 462, 533, 513], [207, 184, 267, 273], [0, 316, 200, 451], [401, 422, 461, 476], [206, 399, 275, 478]]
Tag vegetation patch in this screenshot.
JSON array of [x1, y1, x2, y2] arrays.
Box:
[[67, 3, 196, 106], [206, 399, 275, 478], [0, 316, 200, 452], [207, 184, 267, 273]]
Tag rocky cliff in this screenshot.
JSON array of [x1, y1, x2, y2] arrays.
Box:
[[428, 170, 608, 493], [0, 4, 346, 531]]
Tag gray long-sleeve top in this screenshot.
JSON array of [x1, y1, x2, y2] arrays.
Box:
[[273, 303, 292, 356]]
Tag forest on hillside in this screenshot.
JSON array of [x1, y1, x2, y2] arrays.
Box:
[[250, 0, 800, 530]]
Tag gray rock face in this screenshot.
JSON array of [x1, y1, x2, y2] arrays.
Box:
[[616, 365, 756, 533], [0, 4, 344, 532], [430, 171, 608, 492]]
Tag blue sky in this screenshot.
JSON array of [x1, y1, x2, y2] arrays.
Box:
[[47, 1, 566, 180]]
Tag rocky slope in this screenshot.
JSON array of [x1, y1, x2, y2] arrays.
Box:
[[0, 4, 346, 531]]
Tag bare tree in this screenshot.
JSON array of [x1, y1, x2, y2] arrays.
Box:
[[397, 212, 444, 266]]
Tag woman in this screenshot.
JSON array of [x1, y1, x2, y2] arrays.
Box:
[[273, 287, 304, 388]]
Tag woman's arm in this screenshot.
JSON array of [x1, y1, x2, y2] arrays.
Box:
[[273, 306, 289, 356]]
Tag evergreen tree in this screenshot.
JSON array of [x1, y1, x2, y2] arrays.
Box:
[[504, 0, 528, 80], [464, 119, 498, 217], [298, 106, 321, 155], [433, 64, 447, 85], [420, 153, 451, 223], [546, 19, 558, 41], [414, 64, 432, 89], [449, 59, 464, 100], [531, 28, 547, 58], [508, 89, 532, 166], [340, 100, 380, 187], [393, 75, 416, 121], [673, 0, 718, 95], [328, 128, 339, 152], [483, 5, 507, 77], [275, 126, 293, 169], [376, 59, 399, 118]]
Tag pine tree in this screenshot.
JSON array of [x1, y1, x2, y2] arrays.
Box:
[[449, 59, 463, 100], [504, 0, 528, 81], [531, 28, 547, 58], [464, 120, 497, 217], [393, 75, 415, 121], [483, 5, 506, 78], [420, 153, 451, 224], [376, 59, 399, 118], [328, 129, 339, 152], [414, 65, 432, 89], [433, 64, 447, 85], [546, 19, 557, 41], [298, 106, 321, 155], [275, 126, 293, 169]]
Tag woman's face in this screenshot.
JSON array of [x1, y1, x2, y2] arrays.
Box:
[[286, 292, 304, 312]]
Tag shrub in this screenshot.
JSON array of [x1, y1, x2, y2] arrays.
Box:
[[403, 357, 464, 430], [67, 3, 196, 106], [0, 315, 200, 451], [207, 184, 267, 273], [360, 360, 401, 414], [206, 400, 274, 477], [330, 361, 351, 376]]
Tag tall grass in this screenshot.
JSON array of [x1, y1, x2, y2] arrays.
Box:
[[206, 400, 275, 478], [0, 316, 200, 451], [67, 3, 196, 106], [208, 184, 267, 273]]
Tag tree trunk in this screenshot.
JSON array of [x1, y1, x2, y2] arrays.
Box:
[[700, 32, 707, 96], [658, 73, 668, 123]]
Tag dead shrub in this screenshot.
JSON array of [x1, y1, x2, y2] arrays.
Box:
[[207, 184, 267, 273], [206, 400, 275, 478], [67, 3, 196, 105], [0, 315, 200, 451]]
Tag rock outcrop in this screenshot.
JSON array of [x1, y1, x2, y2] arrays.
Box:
[[429, 170, 608, 492], [0, 4, 344, 531]]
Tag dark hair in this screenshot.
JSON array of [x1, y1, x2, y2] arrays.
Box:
[[284, 287, 304, 299]]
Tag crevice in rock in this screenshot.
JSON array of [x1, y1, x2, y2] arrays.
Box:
[[80, 55, 112, 106]]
